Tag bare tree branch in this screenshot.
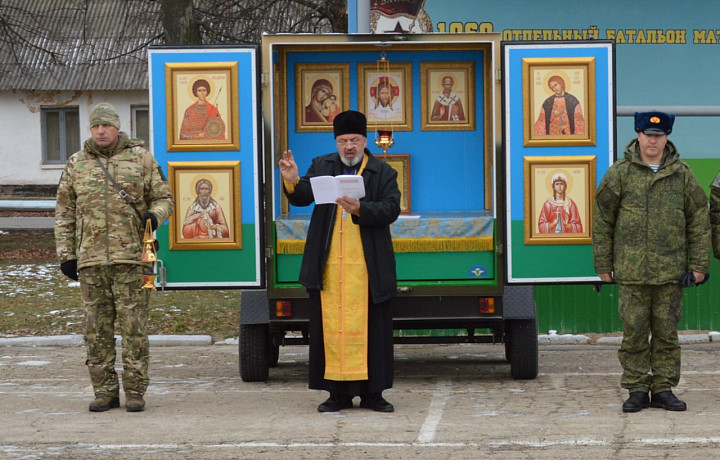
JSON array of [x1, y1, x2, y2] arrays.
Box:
[[0, 0, 348, 87]]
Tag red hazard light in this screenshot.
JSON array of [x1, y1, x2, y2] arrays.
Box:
[[478, 297, 495, 314], [275, 300, 292, 317]]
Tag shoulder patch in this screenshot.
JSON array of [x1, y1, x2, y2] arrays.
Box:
[[156, 166, 167, 182]]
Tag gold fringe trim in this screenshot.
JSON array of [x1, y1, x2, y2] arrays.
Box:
[[277, 239, 307, 255], [392, 237, 494, 253], [276, 236, 494, 255]]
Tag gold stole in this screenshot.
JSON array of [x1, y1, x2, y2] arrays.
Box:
[[320, 155, 369, 381]]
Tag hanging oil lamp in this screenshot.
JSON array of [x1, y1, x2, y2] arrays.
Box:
[[373, 51, 394, 156], [375, 128, 394, 155], [140, 217, 157, 290]]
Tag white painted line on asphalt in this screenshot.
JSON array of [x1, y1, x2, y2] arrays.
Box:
[[488, 437, 720, 448], [635, 437, 720, 446], [210, 442, 479, 447], [417, 378, 451, 444], [210, 437, 720, 448], [488, 438, 611, 448], [11, 437, 720, 452], [540, 370, 720, 376]]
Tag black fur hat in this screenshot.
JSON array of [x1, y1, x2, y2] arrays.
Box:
[[333, 110, 367, 138]]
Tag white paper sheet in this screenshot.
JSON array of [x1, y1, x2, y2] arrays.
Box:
[[309, 175, 365, 204]]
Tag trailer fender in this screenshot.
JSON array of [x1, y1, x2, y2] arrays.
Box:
[[240, 289, 269, 325], [502, 285, 536, 319]]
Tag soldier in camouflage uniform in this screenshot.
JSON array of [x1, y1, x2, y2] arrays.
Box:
[[55, 103, 174, 413], [593, 111, 710, 413], [710, 173, 720, 260]]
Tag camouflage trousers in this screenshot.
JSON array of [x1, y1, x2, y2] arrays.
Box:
[[79, 264, 150, 398], [617, 283, 682, 394]]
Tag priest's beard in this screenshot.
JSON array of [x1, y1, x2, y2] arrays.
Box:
[[340, 152, 363, 167]]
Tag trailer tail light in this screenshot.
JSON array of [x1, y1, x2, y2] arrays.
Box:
[[478, 297, 495, 314], [275, 300, 292, 317]]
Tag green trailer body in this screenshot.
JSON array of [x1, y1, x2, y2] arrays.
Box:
[[147, 34, 617, 382]]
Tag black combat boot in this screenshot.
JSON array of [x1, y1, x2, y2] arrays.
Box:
[[651, 391, 687, 411], [622, 392, 649, 413]]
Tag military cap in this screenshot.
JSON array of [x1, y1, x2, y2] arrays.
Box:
[[333, 110, 367, 138], [634, 111, 674, 135], [89, 103, 121, 129]]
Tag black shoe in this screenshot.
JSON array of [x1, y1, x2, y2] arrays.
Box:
[[651, 391, 687, 411], [89, 395, 120, 412], [622, 392, 649, 413], [317, 394, 353, 412], [360, 393, 394, 412]]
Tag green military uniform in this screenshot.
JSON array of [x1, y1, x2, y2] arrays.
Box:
[[710, 172, 720, 259], [55, 109, 174, 401], [593, 138, 710, 394]]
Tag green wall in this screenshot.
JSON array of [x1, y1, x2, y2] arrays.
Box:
[[157, 224, 259, 284], [535, 158, 720, 333]]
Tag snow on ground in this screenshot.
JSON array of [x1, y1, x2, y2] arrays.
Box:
[[0, 263, 66, 297]]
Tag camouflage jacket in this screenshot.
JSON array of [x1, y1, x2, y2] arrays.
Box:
[[55, 133, 174, 269], [592, 139, 710, 285], [710, 172, 720, 259]]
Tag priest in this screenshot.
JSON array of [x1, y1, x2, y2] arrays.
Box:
[[279, 110, 401, 412]]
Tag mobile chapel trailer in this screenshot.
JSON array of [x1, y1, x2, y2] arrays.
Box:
[[146, 33, 616, 381]]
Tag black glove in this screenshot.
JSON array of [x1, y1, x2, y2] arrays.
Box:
[[144, 212, 158, 231], [60, 260, 78, 281], [679, 272, 710, 288]]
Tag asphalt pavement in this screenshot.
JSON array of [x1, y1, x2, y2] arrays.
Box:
[[4, 213, 720, 458], [3, 341, 720, 459], [4, 210, 718, 455]]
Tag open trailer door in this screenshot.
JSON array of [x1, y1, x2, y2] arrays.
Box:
[[502, 40, 616, 284], [147, 46, 264, 289]]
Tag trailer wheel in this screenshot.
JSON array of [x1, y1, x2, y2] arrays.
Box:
[[507, 318, 538, 380], [239, 324, 270, 382]]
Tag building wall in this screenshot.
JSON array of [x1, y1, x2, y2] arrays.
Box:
[[364, 0, 720, 159], [0, 90, 148, 187]]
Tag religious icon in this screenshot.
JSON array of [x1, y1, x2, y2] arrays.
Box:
[[168, 161, 242, 250], [165, 62, 239, 151], [523, 57, 597, 147], [421, 61, 475, 131], [524, 155, 595, 245], [357, 61, 412, 131], [378, 154, 411, 213], [295, 63, 349, 132]]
